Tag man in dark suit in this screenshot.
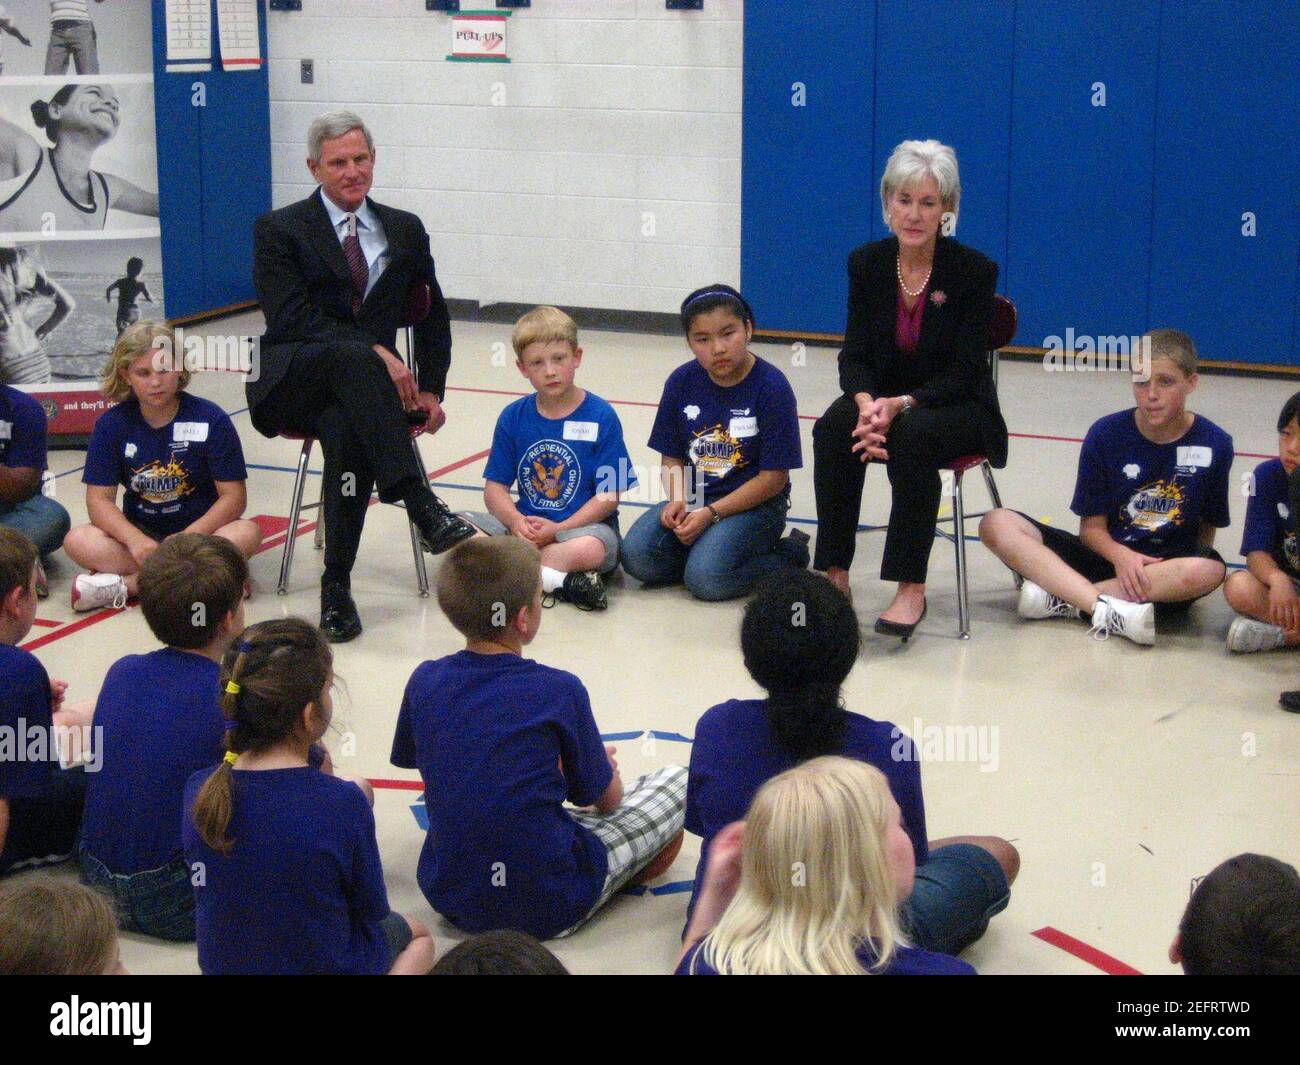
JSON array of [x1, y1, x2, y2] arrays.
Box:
[[249, 111, 473, 642]]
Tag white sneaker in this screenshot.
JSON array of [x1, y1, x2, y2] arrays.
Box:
[[1088, 595, 1155, 646], [72, 573, 128, 613], [1017, 580, 1082, 620], [1226, 617, 1286, 653]]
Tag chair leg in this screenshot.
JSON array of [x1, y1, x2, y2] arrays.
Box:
[[953, 470, 971, 639], [980, 461, 1022, 589], [313, 473, 325, 551], [408, 437, 430, 597], [279, 440, 313, 595]]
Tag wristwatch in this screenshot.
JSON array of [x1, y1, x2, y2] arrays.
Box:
[[706, 505, 721, 525], [898, 395, 916, 416]]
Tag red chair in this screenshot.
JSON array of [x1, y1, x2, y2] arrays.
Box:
[[276, 282, 438, 597], [939, 294, 1017, 639]]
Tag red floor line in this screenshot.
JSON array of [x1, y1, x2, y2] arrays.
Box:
[[370, 778, 424, 792], [1032, 926, 1143, 975], [30, 618, 62, 628], [21, 607, 126, 652]]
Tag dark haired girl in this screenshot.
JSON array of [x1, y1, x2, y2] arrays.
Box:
[[183, 618, 435, 974], [683, 569, 1020, 956], [621, 284, 810, 601]]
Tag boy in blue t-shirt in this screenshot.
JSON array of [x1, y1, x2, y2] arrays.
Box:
[[78, 533, 247, 941], [979, 329, 1231, 645], [391, 536, 687, 940], [63, 322, 262, 612], [1223, 391, 1300, 654], [0, 527, 86, 876], [0, 384, 70, 592], [461, 306, 636, 611], [621, 284, 809, 602]]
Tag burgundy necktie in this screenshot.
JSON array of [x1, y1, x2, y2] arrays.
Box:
[[342, 213, 368, 317]]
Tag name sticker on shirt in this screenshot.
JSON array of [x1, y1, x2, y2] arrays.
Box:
[[0, 420, 10, 440], [729, 416, 758, 439], [1176, 445, 1212, 469], [173, 421, 210, 444], [563, 420, 598, 443]]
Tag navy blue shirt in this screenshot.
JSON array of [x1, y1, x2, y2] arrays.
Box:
[[483, 391, 637, 522], [1242, 459, 1299, 579], [685, 699, 928, 922], [183, 766, 391, 975], [0, 385, 47, 474], [1071, 410, 1233, 558], [0, 643, 54, 800], [83, 393, 247, 538], [647, 356, 802, 505], [676, 940, 975, 975], [390, 651, 613, 940], [81, 649, 224, 875]]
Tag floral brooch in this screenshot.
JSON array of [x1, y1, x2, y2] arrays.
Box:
[[930, 290, 947, 307]]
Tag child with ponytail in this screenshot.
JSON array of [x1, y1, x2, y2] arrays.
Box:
[[183, 618, 435, 974], [684, 569, 1019, 956]]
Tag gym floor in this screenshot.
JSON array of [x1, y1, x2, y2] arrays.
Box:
[[15, 310, 1298, 975]]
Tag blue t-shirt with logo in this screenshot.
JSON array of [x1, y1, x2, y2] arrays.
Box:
[[647, 356, 802, 506], [483, 391, 636, 523], [82, 392, 248, 538], [676, 940, 975, 976], [0, 644, 54, 800], [0, 386, 47, 474], [183, 766, 391, 975], [390, 650, 613, 941], [81, 648, 225, 876], [1070, 410, 1233, 558], [1242, 458, 1299, 579]]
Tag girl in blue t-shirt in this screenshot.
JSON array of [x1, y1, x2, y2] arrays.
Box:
[[686, 570, 1016, 956], [621, 284, 810, 601], [1223, 391, 1300, 654], [184, 618, 435, 975], [63, 321, 262, 612], [676, 757, 975, 976]]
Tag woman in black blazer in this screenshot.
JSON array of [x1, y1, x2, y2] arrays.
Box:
[[812, 140, 1007, 638]]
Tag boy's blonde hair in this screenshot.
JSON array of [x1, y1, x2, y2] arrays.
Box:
[[1145, 328, 1198, 377], [100, 320, 187, 402], [436, 537, 541, 641], [512, 306, 578, 360], [695, 757, 906, 975], [0, 880, 119, 976]]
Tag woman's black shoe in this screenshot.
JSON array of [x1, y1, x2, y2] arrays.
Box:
[[874, 599, 926, 642], [320, 583, 363, 643]]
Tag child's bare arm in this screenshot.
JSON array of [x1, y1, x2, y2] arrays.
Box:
[[1196, 521, 1218, 548], [554, 493, 618, 531], [593, 745, 623, 814], [484, 480, 527, 534]]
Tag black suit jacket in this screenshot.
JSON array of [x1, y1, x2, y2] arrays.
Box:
[[248, 188, 452, 437], [837, 236, 1008, 467]]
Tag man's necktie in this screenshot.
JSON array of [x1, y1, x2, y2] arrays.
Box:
[[342, 213, 368, 317]]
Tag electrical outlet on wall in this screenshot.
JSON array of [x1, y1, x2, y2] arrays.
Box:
[[301, 59, 314, 85]]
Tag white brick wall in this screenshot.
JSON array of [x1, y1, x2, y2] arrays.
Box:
[[267, 0, 743, 313]]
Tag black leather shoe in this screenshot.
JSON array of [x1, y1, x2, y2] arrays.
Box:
[[409, 493, 476, 555], [1280, 690, 1300, 714], [320, 583, 362, 644], [874, 599, 927, 642]]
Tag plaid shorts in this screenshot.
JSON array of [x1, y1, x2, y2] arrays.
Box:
[[558, 765, 688, 936]]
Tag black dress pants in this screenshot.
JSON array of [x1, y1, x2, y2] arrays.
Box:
[[255, 341, 423, 585], [812, 392, 991, 583]]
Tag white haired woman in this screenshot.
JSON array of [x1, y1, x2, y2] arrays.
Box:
[[812, 139, 1007, 638]]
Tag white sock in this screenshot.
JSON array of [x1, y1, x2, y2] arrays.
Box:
[[541, 566, 566, 593]]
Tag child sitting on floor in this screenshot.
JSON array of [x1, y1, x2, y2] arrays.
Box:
[[677, 757, 975, 975], [185, 618, 434, 974], [979, 329, 1232, 645], [391, 536, 686, 940]]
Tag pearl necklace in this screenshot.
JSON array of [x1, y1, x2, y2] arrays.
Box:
[[896, 255, 932, 299]]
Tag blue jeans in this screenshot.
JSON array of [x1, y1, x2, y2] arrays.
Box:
[[79, 844, 196, 943], [904, 843, 1011, 956], [0, 493, 71, 558], [621, 493, 805, 601]]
